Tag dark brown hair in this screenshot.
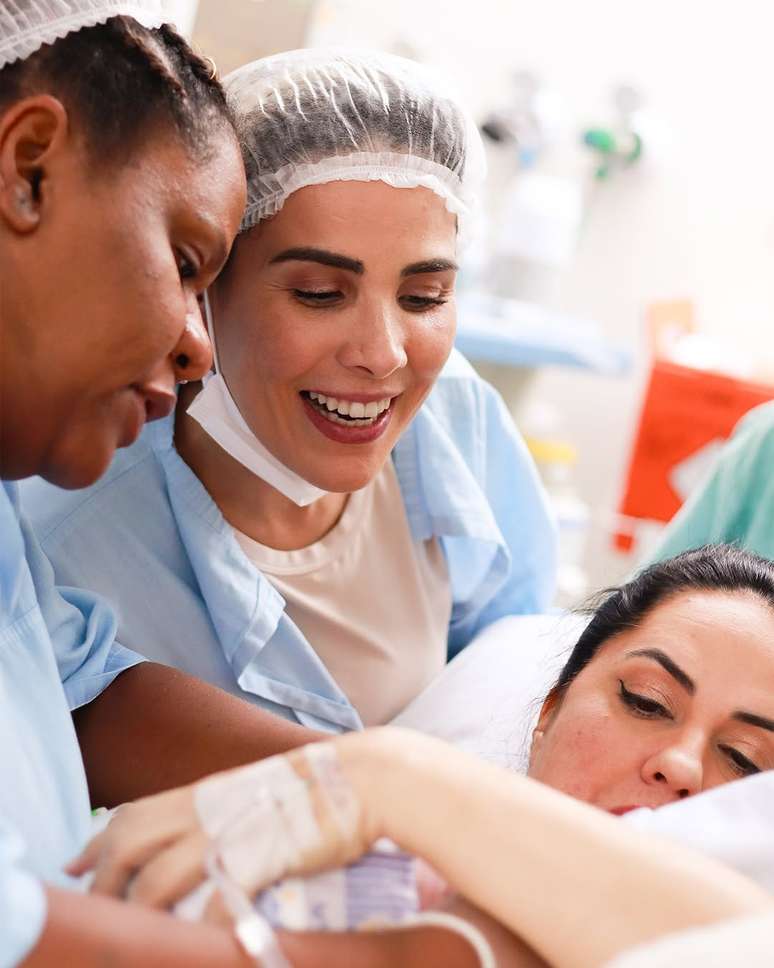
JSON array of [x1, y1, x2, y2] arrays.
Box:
[[554, 544, 774, 700], [0, 15, 232, 162]]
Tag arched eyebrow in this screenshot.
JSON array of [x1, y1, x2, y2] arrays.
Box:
[[400, 259, 458, 278], [733, 711, 774, 733], [625, 649, 696, 695], [269, 247, 364, 274]]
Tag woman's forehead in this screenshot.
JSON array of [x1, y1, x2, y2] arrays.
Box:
[[595, 590, 774, 681]]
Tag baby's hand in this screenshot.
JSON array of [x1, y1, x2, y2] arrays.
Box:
[[416, 858, 454, 910]]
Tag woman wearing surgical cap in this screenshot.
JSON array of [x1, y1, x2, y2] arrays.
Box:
[[25, 48, 557, 735], [0, 5, 384, 966]]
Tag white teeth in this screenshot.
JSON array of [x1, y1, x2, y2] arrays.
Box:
[[306, 392, 393, 422]]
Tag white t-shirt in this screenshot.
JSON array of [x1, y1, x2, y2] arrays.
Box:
[[235, 460, 452, 726]]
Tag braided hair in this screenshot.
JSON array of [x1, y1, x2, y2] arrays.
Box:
[[0, 16, 231, 162]]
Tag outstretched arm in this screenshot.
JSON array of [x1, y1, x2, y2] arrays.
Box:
[[73, 728, 774, 968]]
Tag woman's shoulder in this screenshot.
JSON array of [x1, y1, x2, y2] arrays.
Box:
[[421, 349, 503, 426], [19, 423, 165, 549]]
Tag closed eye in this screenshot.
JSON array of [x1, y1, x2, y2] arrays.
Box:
[[400, 294, 449, 311], [719, 744, 761, 777], [293, 289, 342, 305], [618, 680, 673, 720]]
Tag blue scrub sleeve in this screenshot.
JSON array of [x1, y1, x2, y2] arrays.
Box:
[[0, 819, 47, 967], [18, 507, 145, 711], [444, 377, 558, 655]]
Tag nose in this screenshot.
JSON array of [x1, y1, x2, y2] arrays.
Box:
[[137, 306, 214, 426], [172, 306, 213, 384], [641, 734, 705, 801], [336, 302, 408, 380]]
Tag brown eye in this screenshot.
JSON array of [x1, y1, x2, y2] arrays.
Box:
[[177, 251, 198, 282]]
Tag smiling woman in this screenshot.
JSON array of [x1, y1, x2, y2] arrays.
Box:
[[22, 47, 556, 735]]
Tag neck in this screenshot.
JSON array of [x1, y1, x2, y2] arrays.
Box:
[[174, 384, 347, 551]]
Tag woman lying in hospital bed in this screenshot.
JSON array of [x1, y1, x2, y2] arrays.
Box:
[[75, 545, 774, 965]]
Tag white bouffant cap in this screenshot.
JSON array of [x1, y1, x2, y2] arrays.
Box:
[[0, 0, 166, 69], [224, 47, 486, 247]]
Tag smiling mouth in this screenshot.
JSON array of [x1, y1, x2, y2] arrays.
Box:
[[300, 390, 394, 427]]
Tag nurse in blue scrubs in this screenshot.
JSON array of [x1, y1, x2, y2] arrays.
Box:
[[0, 5, 359, 965], [24, 49, 558, 734]]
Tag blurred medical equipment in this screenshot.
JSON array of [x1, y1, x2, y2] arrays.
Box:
[[582, 84, 644, 181], [479, 77, 645, 305]]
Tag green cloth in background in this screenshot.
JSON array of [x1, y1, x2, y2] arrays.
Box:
[[647, 400, 774, 564]]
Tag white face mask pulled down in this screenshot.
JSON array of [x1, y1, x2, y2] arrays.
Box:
[[186, 293, 327, 508]]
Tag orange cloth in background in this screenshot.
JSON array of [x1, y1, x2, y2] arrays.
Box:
[[615, 361, 774, 551]]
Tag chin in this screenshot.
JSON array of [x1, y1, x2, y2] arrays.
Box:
[[44, 441, 115, 490], [313, 461, 382, 494]]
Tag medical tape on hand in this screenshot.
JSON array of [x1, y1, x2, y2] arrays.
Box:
[[390, 911, 497, 968], [194, 744, 363, 896]]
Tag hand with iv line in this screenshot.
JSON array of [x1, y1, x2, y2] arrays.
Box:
[[71, 727, 774, 968]]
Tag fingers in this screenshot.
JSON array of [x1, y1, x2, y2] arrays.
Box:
[[89, 824, 179, 898], [78, 789, 199, 899], [66, 828, 109, 877], [127, 830, 210, 909]]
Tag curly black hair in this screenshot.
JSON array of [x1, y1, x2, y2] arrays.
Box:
[[0, 15, 232, 162]]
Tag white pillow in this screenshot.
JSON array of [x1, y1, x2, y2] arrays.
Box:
[[394, 613, 587, 772]]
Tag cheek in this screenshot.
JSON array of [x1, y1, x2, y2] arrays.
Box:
[[223, 302, 325, 389], [404, 310, 456, 387], [530, 705, 621, 801]]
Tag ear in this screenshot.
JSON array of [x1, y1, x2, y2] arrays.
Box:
[[529, 687, 563, 762], [0, 95, 69, 234]]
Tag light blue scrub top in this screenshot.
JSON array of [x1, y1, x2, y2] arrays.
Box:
[[22, 351, 558, 733], [646, 400, 774, 564], [0, 480, 142, 966]]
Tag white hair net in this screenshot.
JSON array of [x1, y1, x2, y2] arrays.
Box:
[[224, 48, 486, 246], [0, 0, 165, 69]]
